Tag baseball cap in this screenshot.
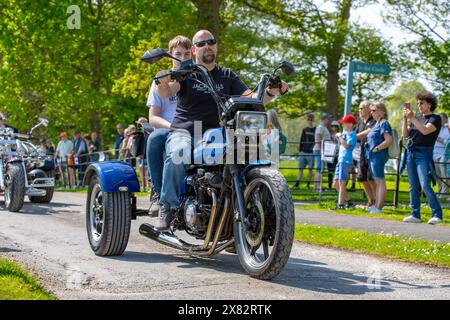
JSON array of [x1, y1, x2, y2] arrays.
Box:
[[331, 121, 340, 127], [321, 113, 333, 120], [338, 114, 357, 125]]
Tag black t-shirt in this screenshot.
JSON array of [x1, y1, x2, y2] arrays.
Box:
[[409, 114, 442, 147], [356, 116, 376, 143], [170, 65, 248, 136], [299, 127, 316, 153]]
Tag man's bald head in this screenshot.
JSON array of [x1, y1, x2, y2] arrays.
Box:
[[193, 30, 214, 44], [192, 29, 217, 66]]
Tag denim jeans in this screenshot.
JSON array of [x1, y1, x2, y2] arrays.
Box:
[[146, 128, 170, 196], [407, 148, 443, 219], [160, 130, 192, 208]]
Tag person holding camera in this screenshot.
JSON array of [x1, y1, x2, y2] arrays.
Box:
[[402, 91, 443, 225]]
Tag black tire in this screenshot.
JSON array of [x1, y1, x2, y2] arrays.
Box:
[[86, 174, 131, 256], [234, 167, 295, 280], [4, 162, 26, 212], [29, 170, 54, 203]]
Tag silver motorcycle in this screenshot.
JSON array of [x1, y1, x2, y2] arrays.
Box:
[[0, 118, 55, 212]]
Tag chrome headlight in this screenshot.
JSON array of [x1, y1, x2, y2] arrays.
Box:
[[236, 111, 267, 133]]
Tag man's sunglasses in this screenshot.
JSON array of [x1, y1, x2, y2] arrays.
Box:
[[194, 38, 217, 47]]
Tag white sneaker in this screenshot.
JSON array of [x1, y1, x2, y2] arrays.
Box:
[[366, 205, 376, 212], [428, 217, 443, 225], [369, 207, 383, 214], [403, 215, 421, 223]]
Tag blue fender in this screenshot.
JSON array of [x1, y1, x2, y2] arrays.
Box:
[[244, 160, 273, 175], [83, 161, 140, 193]]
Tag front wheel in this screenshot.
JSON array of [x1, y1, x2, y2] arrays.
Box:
[[4, 162, 26, 212], [234, 168, 295, 280], [86, 174, 131, 256], [29, 170, 54, 203]]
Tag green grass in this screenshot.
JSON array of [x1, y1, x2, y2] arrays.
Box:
[[298, 201, 450, 226], [0, 257, 55, 300], [295, 223, 450, 268]]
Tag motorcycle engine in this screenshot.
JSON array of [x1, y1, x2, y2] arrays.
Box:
[[184, 197, 206, 233]]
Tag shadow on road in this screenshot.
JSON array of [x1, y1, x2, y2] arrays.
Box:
[[0, 201, 81, 216], [274, 257, 434, 295], [0, 247, 21, 253], [105, 249, 433, 296]]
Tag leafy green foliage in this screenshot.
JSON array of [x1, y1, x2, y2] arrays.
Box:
[[384, 0, 450, 110], [386, 81, 426, 131], [0, 0, 448, 146], [0, 0, 195, 146], [231, 0, 397, 117]]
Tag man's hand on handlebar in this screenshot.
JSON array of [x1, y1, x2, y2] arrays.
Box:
[[267, 80, 289, 97], [155, 70, 172, 85], [154, 70, 182, 98]]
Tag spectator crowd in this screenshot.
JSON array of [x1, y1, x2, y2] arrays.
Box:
[[290, 91, 447, 224]]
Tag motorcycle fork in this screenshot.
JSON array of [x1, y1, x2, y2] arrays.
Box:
[[229, 164, 248, 226]]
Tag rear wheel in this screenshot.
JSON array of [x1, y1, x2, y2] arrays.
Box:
[[234, 168, 295, 280], [86, 174, 131, 256], [4, 162, 26, 212]]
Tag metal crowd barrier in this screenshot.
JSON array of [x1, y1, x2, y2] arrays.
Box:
[[280, 140, 450, 206], [54, 149, 148, 189], [53, 139, 450, 207]]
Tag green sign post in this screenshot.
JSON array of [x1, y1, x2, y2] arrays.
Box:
[[344, 61, 391, 116]]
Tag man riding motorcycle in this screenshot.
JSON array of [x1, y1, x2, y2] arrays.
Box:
[[154, 29, 288, 230]]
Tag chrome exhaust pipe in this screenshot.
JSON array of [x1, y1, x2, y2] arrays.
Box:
[[139, 223, 234, 256], [139, 223, 195, 252]]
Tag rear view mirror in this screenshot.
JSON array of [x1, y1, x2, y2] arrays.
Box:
[[40, 118, 49, 127], [141, 48, 167, 64], [141, 48, 181, 64], [279, 61, 296, 76]]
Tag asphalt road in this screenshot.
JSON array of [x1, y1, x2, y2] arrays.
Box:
[[0, 192, 449, 300]]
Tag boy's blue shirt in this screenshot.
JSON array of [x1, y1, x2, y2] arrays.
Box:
[[338, 130, 356, 163]]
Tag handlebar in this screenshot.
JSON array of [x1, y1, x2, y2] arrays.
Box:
[[152, 60, 291, 120]]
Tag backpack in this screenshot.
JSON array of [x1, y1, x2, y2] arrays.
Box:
[[131, 122, 154, 158], [388, 128, 400, 159], [130, 132, 145, 158]]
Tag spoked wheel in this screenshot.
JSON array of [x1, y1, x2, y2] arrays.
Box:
[[89, 183, 104, 243], [86, 174, 131, 256], [234, 168, 295, 280], [4, 162, 26, 212]]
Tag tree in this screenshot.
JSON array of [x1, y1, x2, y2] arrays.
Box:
[[191, 0, 224, 40], [0, 0, 195, 146], [232, 0, 395, 118], [384, 0, 450, 109], [386, 81, 426, 132]]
